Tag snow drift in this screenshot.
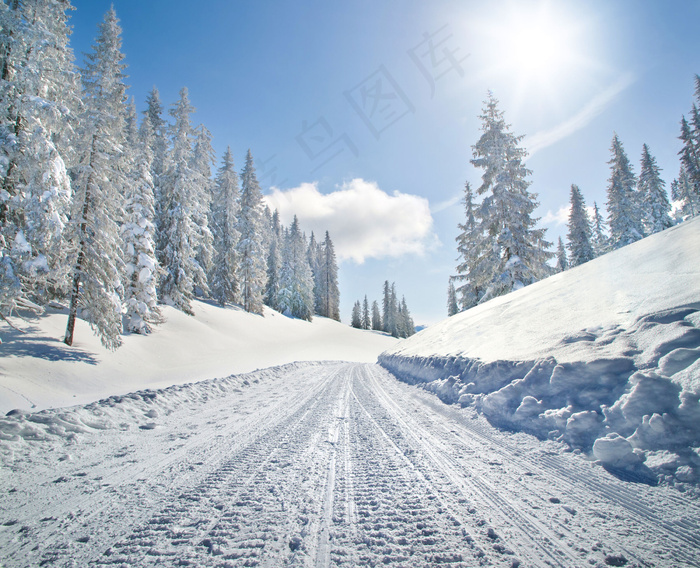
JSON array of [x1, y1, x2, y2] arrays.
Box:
[[379, 217, 700, 486], [0, 300, 396, 414]]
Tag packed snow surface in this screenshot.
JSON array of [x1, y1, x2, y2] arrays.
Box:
[[2, 363, 700, 567], [380, 217, 700, 486], [0, 301, 396, 414]]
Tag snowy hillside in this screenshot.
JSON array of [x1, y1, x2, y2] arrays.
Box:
[[0, 301, 396, 414], [380, 217, 700, 485]]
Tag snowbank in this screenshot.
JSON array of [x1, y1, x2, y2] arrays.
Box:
[[0, 361, 319, 461], [0, 301, 396, 414], [380, 217, 700, 486]]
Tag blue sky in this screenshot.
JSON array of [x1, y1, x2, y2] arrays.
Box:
[[70, 0, 699, 325]]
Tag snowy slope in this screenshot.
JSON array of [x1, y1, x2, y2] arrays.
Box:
[[0, 300, 396, 414], [380, 217, 700, 485]]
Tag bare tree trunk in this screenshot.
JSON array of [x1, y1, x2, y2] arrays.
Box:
[[64, 137, 95, 346]]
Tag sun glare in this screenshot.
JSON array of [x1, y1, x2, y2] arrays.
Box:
[[507, 15, 575, 82], [474, 2, 593, 108]]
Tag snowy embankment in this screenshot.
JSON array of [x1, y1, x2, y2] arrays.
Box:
[[380, 217, 700, 485], [0, 301, 396, 414]]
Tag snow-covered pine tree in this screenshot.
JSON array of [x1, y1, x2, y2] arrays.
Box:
[[362, 295, 370, 330], [209, 146, 240, 306], [0, 0, 79, 308], [307, 231, 321, 314], [469, 93, 552, 303], [606, 134, 643, 250], [236, 149, 267, 314], [316, 231, 340, 320], [566, 184, 594, 267], [591, 201, 608, 256], [143, 87, 169, 261], [121, 103, 162, 333], [555, 237, 568, 272], [398, 296, 415, 338], [388, 283, 399, 337], [157, 87, 207, 315], [678, 75, 700, 201], [638, 144, 672, 235], [671, 164, 699, 221], [277, 215, 314, 321], [382, 280, 392, 334], [447, 279, 459, 316], [454, 182, 490, 310], [264, 209, 282, 311], [64, 7, 127, 349], [351, 300, 362, 329], [191, 124, 215, 292], [371, 300, 382, 330]]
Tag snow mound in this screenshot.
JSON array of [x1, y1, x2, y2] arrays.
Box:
[[0, 362, 319, 460], [380, 218, 700, 486], [0, 301, 397, 414]]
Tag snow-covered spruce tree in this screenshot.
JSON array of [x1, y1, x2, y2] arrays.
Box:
[[555, 237, 568, 272], [307, 231, 322, 314], [158, 87, 207, 315], [362, 295, 370, 330], [143, 87, 169, 260], [191, 123, 215, 290], [447, 279, 459, 316], [590, 201, 608, 256], [277, 216, 314, 321], [0, 0, 79, 307], [671, 164, 699, 221], [678, 75, 700, 201], [566, 184, 594, 267], [371, 300, 382, 330], [388, 282, 399, 337], [209, 147, 241, 306], [64, 7, 127, 349], [381, 280, 393, 334], [236, 149, 267, 314], [606, 133, 643, 250], [316, 231, 340, 320], [398, 296, 415, 338], [469, 93, 552, 303], [264, 209, 282, 311], [350, 300, 362, 329], [121, 103, 162, 334], [454, 182, 487, 310], [639, 144, 672, 235]]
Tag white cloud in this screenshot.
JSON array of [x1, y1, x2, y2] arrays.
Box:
[[430, 192, 462, 214], [542, 205, 570, 226], [542, 203, 597, 226], [264, 179, 437, 263], [526, 72, 636, 157]]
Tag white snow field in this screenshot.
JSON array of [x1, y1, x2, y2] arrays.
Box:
[[1, 222, 700, 568], [0, 301, 397, 414], [2, 362, 700, 568], [380, 216, 700, 488]]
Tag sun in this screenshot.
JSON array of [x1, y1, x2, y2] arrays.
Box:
[[506, 11, 576, 83], [474, 2, 593, 106]]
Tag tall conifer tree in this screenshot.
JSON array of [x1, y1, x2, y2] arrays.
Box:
[[606, 134, 643, 249], [65, 7, 127, 349], [639, 144, 672, 234], [210, 147, 241, 306], [566, 184, 594, 267], [236, 150, 267, 314]]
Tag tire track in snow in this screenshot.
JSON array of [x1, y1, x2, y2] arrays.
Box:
[[33, 364, 348, 567], [371, 363, 700, 568], [354, 365, 580, 567]]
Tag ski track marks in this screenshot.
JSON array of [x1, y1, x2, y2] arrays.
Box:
[[1, 362, 699, 567]]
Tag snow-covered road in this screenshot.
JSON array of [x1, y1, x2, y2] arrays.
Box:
[[2, 362, 700, 567]]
